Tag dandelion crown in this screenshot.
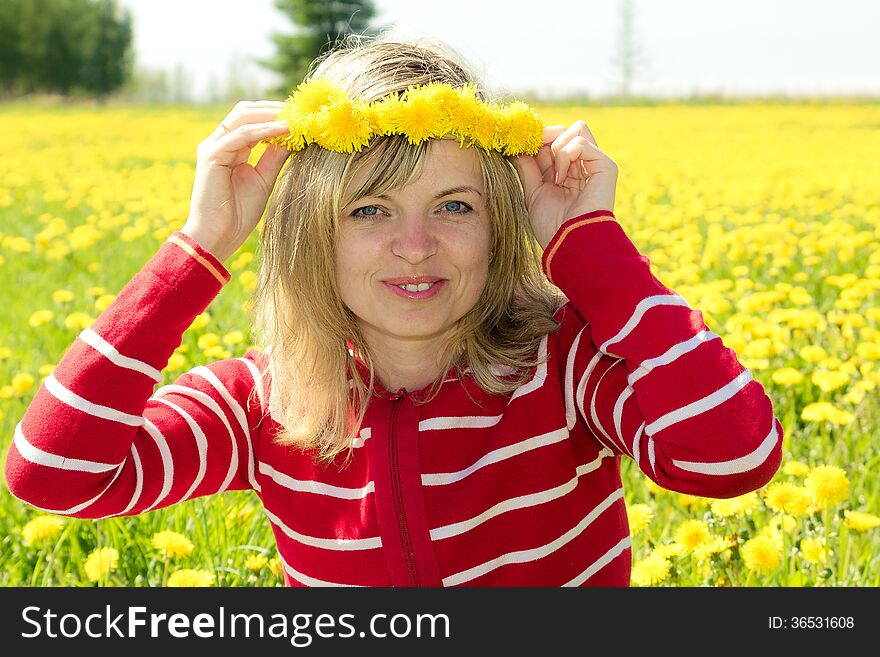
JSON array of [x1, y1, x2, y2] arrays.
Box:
[[262, 76, 544, 157]]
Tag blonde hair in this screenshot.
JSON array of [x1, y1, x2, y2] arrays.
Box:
[[248, 33, 562, 465]]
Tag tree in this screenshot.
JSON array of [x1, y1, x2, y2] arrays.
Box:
[[0, 0, 132, 98], [263, 0, 384, 95]]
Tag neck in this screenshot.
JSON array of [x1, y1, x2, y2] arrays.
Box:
[[361, 333, 451, 393]]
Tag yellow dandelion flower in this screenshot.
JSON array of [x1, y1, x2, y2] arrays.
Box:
[[12, 372, 35, 395], [771, 367, 804, 386], [52, 289, 75, 304], [268, 557, 284, 579], [856, 342, 880, 360], [203, 346, 231, 359], [805, 465, 849, 509], [167, 568, 215, 587], [843, 510, 880, 531], [693, 535, 734, 561], [625, 503, 653, 535], [801, 401, 855, 426], [64, 312, 94, 330], [84, 547, 119, 582], [764, 482, 810, 516], [741, 535, 781, 574], [245, 554, 268, 571], [166, 353, 187, 371], [652, 542, 687, 559], [198, 333, 221, 350], [799, 537, 826, 564], [238, 270, 257, 292], [95, 293, 116, 312], [783, 460, 810, 477], [0, 346, 10, 360], [710, 492, 760, 518], [768, 514, 799, 533], [190, 312, 211, 331], [391, 85, 451, 145], [86, 286, 107, 298], [493, 101, 543, 156], [29, 309, 54, 327], [799, 345, 828, 362], [22, 515, 65, 544], [222, 331, 245, 346], [151, 530, 194, 558], [313, 98, 373, 153], [676, 494, 706, 509], [674, 519, 712, 550], [38, 364, 55, 377], [631, 552, 672, 586], [811, 369, 851, 392]]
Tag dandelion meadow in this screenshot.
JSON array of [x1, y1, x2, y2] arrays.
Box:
[[1, 100, 878, 586]]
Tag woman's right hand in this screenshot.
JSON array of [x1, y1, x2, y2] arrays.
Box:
[[180, 101, 291, 262]]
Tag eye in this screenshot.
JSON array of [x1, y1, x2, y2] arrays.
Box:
[[441, 200, 472, 214], [350, 205, 384, 219]]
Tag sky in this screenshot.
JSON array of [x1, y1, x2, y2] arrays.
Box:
[[117, 0, 880, 101]]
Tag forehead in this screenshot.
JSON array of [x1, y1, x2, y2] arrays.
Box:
[[345, 138, 483, 197]]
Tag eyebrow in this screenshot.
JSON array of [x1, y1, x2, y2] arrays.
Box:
[[374, 185, 483, 200]]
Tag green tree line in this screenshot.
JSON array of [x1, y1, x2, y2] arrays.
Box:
[[0, 0, 133, 98]]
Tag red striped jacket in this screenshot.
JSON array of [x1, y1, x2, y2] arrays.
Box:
[[4, 210, 783, 586]]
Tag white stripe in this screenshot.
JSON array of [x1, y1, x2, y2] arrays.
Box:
[[600, 294, 692, 354], [351, 427, 371, 449], [673, 417, 779, 475], [442, 488, 625, 586], [236, 356, 266, 413], [612, 386, 634, 450], [564, 327, 587, 430], [419, 414, 503, 431], [575, 351, 616, 451], [646, 369, 754, 435], [264, 508, 382, 551], [632, 422, 645, 469], [563, 535, 631, 586], [152, 397, 208, 503], [141, 418, 174, 511], [13, 422, 119, 473], [590, 358, 630, 455], [430, 448, 613, 541], [648, 437, 656, 473], [45, 373, 145, 426], [510, 335, 548, 401], [278, 552, 363, 587], [98, 444, 143, 519], [79, 328, 163, 383], [627, 329, 721, 385], [421, 427, 569, 487], [155, 367, 245, 494], [9, 462, 126, 516], [259, 462, 375, 500]]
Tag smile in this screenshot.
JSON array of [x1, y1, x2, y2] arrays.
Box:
[[382, 280, 447, 300]]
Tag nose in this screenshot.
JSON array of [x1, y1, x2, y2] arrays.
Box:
[[390, 213, 437, 264]]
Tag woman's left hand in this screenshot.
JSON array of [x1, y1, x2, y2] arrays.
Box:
[[512, 121, 618, 249]]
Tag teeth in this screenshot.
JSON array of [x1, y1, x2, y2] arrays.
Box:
[[397, 282, 435, 292]]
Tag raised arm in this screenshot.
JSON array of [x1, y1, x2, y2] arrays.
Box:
[[4, 102, 292, 518], [545, 211, 782, 497]]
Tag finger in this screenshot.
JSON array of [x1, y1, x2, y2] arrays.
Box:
[[254, 142, 291, 185], [206, 121, 289, 164], [210, 106, 288, 140], [550, 120, 597, 153], [553, 137, 608, 185]]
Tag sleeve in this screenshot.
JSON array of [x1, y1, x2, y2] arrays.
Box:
[[3, 231, 266, 519], [543, 210, 783, 498]]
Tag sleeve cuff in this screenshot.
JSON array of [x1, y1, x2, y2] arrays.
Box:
[[166, 231, 232, 286], [541, 210, 619, 285]]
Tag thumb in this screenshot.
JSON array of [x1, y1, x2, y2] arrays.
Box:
[[511, 154, 544, 200]]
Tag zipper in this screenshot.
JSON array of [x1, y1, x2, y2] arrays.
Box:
[[389, 394, 419, 586]]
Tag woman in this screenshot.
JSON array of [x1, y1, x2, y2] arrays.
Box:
[[5, 35, 783, 586]]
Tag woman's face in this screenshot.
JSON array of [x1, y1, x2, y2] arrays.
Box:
[[335, 139, 491, 350]]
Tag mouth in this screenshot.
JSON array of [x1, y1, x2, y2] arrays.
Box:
[[382, 277, 447, 300]]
